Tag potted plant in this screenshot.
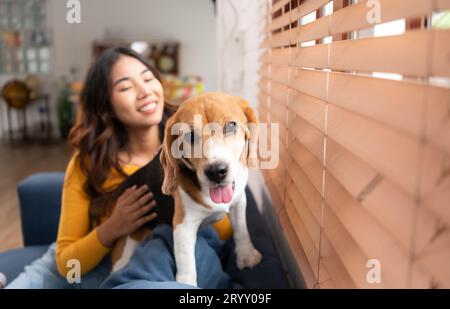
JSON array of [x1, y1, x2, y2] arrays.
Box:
[[56, 76, 73, 139]]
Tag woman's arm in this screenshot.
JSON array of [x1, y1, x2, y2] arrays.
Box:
[[55, 156, 158, 278], [55, 156, 111, 278]]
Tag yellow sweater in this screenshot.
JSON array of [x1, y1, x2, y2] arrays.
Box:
[[55, 156, 232, 277]]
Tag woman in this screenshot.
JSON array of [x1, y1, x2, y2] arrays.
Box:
[[6, 47, 232, 289]]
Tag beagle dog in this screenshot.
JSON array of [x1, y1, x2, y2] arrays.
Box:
[[160, 92, 262, 286], [92, 92, 262, 283]]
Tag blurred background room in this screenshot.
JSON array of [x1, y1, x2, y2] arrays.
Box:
[[0, 0, 217, 252]]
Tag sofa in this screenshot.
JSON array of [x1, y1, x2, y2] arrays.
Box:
[[0, 173, 64, 284], [0, 173, 291, 288]]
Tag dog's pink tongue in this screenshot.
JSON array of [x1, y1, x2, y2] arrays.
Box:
[[209, 184, 234, 204]]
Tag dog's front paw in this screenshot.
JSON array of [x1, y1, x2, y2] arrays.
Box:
[[236, 247, 262, 270], [176, 272, 198, 287]]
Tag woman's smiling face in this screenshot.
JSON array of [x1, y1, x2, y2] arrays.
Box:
[[110, 55, 165, 129]]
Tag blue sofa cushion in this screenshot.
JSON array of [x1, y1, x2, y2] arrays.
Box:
[[17, 173, 65, 246], [223, 187, 290, 288]]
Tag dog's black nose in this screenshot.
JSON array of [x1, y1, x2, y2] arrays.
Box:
[[204, 163, 228, 183]]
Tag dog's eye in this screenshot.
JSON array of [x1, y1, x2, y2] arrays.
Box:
[[184, 131, 200, 144], [224, 122, 237, 136]]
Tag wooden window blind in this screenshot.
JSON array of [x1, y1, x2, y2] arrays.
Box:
[[258, 0, 450, 288]]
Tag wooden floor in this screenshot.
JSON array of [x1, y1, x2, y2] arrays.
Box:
[[0, 139, 71, 253]]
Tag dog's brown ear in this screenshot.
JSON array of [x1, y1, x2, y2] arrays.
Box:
[[160, 115, 180, 195], [239, 98, 259, 169]]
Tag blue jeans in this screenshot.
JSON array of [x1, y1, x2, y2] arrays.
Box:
[[5, 243, 111, 289], [6, 224, 232, 289], [101, 224, 233, 289]]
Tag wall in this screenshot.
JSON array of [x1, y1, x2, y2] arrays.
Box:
[[216, 0, 262, 109], [48, 0, 217, 90]]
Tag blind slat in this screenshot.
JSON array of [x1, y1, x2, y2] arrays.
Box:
[[263, 170, 284, 214], [291, 69, 328, 101], [433, 30, 450, 78], [269, 0, 289, 16], [270, 79, 290, 104], [262, 23, 271, 35], [291, 15, 329, 44], [279, 209, 317, 288], [327, 104, 443, 198], [289, 139, 323, 194], [289, 90, 327, 133], [331, 30, 428, 76], [329, 72, 450, 139], [258, 101, 269, 122], [325, 173, 411, 288], [259, 63, 271, 79], [271, 10, 292, 32], [285, 189, 321, 275], [291, 44, 329, 69], [264, 168, 285, 207], [258, 77, 270, 94], [261, 36, 271, 49], [331, 0, 440, 36], [412, 248, 450, 288], [326, 138, 415, 251], [319, 235, 357, 288], [290, 0, 329, 23], [269, 96, 287, 123], [322, 201, 376, 288], [289, 115, 325, 164], [270, 29, 292, 48], [437, 0, 450, 10], [271, 64, 291, 86], [427, 86, 450, 152], [423, 178, 450, 226], [287, 160, 323, 223], [270, 48, 290, 65], [260, 53, 270, 66]]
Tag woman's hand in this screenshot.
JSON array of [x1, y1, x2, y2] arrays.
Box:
[[97, 185, 157, 248]]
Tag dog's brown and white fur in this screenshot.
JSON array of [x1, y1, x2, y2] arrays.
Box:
[[160, 92, 262, 286]]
